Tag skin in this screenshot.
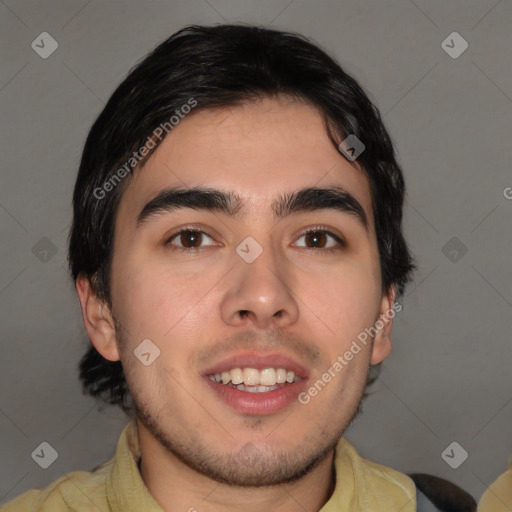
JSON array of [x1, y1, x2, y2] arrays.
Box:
[[76, 96, 396, 512]]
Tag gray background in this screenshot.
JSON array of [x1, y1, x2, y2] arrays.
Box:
[[1, 0, 511, 506]]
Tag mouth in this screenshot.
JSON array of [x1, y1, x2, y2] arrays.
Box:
[[201, 352, 309, 416]]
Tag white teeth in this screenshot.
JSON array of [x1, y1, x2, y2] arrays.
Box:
[[235, 384, 280, 393], [276, 368, 287, 384], [260, 368, 276, 386], [231, 368, 243, 385], [208, 367, 300, 387], [243, 368, 260, 386]]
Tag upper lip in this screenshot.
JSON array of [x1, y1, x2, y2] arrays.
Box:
[[201, 351, 310, 379]]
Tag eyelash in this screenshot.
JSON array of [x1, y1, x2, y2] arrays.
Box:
[[165, 225, 345, 254]]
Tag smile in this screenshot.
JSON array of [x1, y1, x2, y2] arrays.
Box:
[[207, 367, 302, 389]]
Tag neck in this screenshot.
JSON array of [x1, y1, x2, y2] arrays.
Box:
[[137, 421, 337, 512]]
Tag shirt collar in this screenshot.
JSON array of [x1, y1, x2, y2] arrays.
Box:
[[106, 420, 164, 511], [320, 437, 416, 511]]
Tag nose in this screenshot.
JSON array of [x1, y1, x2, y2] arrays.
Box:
[[220, 241, 300, 330]]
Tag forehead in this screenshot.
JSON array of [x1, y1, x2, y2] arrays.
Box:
[[117, 96, 374, 228]]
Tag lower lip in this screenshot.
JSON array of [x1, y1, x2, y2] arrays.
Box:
[[203, 377, 308, 416]]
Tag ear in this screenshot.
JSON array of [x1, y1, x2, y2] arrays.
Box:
[[75, 273, 120, 361], [370, 285, 397, 365]]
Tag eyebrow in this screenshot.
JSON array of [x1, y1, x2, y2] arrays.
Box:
[[136, 185, 369, 231]]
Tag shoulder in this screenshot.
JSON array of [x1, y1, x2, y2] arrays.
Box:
[[354, 449, 416, 496], [339, 438, 414, 492], [0, 460, 113, 512], [333, 438, 416, 510], [478, 466, 512, 511]]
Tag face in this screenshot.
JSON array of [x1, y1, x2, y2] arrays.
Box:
[[78, 96, 394, 487]]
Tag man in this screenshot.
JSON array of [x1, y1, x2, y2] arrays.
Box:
[[2, 24, 425, 511]]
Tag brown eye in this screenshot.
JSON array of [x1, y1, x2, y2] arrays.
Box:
[[304, 231, 328, 248], [167, 229, 215, 250], [293, 228, 344, 252]]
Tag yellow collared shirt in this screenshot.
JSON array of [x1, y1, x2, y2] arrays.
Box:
[[478, 466, 512, 512], [1, 421, 416, 511]]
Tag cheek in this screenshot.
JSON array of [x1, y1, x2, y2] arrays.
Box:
[[112, 257, 216, 345], [295, 259, 382, 343]]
